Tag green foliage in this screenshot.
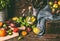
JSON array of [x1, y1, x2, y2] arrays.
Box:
[[0, 0, 10, 10], [16, 16, 33, 27]]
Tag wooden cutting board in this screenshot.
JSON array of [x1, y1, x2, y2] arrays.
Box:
[[0, 32, 19, 41]]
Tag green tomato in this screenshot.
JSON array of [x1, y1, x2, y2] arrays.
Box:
[[8, 32, 13, 35], [49, 1, 53, 6], [7, 29, 12, 33], [3, 24, 7, 27]]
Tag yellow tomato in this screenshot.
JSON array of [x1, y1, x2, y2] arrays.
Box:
[[21, 31, 27, 36], [58, 1, 60, 5], [0, 22, 3, 27], [33, 27, 40, 34], [0, 29, 6, 37], [52, 8, 55, 13], [52, 8, 55, 12], [53, 4, 58, 8], [30, 16, 36, 22]]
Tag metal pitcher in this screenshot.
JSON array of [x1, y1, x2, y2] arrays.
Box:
[[0, 9, 7, 22]]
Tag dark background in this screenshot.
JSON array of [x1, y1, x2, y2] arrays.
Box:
[[7, 0, 32, 19]]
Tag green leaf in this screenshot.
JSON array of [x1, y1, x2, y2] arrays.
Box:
[[0, 0, 10, 10], [16, 19, 20, 23], [32, 25, 36, 29], [18, 36, 23, 40]]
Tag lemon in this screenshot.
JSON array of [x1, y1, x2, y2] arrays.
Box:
[[33, 27, 40, 34], [12, 17, 18, 21]]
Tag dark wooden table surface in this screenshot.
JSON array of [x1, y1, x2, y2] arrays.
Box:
[[5, 32, 60, 41]]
